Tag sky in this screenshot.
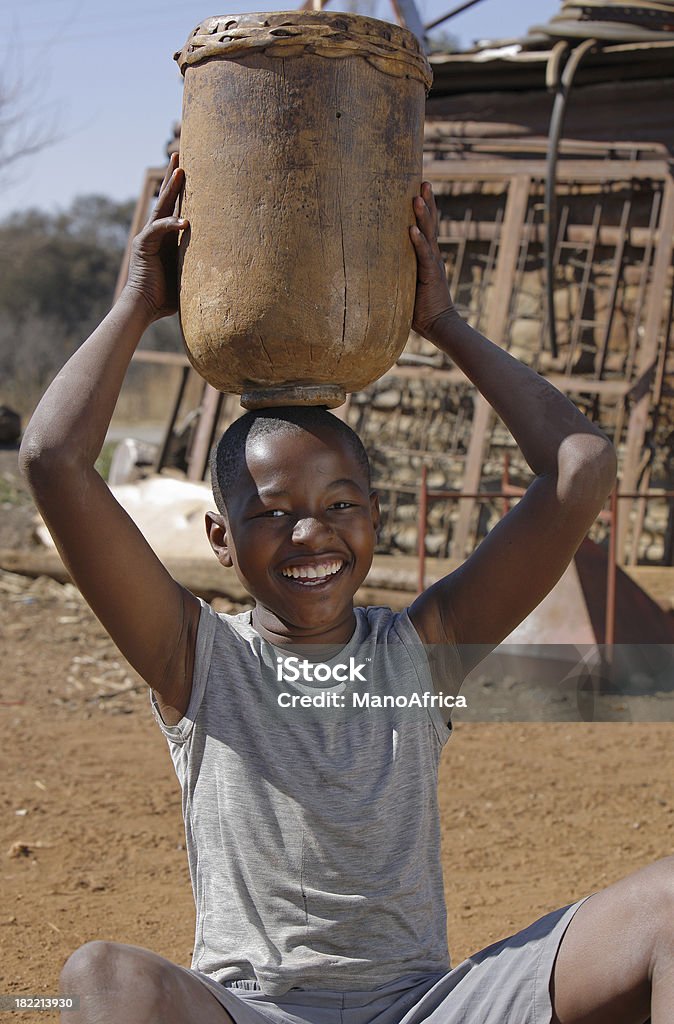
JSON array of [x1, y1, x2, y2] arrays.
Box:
[[0, 0, 559, 220]]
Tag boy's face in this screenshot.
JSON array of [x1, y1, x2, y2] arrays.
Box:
[[207, 424, 380, 645]]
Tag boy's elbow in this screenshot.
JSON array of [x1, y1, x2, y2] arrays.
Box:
[[19, 431, 75, 489], [558, 433, 617, 512], [18, 434, 52, 497]]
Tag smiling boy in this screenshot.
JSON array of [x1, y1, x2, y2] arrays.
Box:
[[20, 154, 674, 1023], [206, 407, 379, 648]]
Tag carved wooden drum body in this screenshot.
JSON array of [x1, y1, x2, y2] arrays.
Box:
[[174, 12, 432, 408]]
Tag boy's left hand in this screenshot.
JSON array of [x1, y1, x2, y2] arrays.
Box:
[[409, 182, 457, 341]]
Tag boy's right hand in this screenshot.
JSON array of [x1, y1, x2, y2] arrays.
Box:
[[125, 152, 188, 321]]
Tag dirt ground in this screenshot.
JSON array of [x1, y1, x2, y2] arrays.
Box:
[[1, 444, 673, 1022]]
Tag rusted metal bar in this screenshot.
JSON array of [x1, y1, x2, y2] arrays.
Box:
[[473, 204, 503, 336], [611, 187, 661, 449], [501, 453, 510, 519], [295, 361, 634, 392], [615, 492, 674, 500], [417, 465, 428, 595], [618, 176, 674, 564], [564, 201, 602, 376], [606, 485, 618, 646], [380, 482, 674, 503], [594, 197, 632, 388], [155, 365, 190, 473], [427, 489, 526, 500], [424, 0, 486, 32], [542, 204, 570, 363], [544, 37, 598, 357], [627, 273, 674, 564], [447, 208, 471, 296], [628, 464, 654, 566]]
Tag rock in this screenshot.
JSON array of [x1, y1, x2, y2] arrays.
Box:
[[0, 406, 21, 444], [425, 531, 447, 555], [371, 388, 402, 411], [7, 842, 31, 859], [108, 438, 158, 486]]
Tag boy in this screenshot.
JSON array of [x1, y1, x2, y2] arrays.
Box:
[[20, 153, 672, 1023]]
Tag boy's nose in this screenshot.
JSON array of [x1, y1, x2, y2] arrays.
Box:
[[291, 516, 334, 547]]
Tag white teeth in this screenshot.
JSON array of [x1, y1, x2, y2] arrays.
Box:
[[282, 561, 343, 581]]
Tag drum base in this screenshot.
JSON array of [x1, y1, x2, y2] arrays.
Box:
[[241, 384, 346, 410]]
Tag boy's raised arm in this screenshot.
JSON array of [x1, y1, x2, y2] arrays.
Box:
[[407, 183, 617, 677], [19, 154, 201, 713]]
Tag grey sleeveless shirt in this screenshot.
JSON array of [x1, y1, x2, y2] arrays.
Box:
[[150, 601, 460, 996]]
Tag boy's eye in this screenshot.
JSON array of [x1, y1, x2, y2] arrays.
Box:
[[259, 509, 285, 518], [330, 501, 356, 510]]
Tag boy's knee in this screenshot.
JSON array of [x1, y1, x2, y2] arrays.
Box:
[[632, 856, 674, 953], [61, 940, 130, 995], [59, 942, 186, 1007]]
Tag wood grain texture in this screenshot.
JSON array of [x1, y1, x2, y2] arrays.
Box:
[[175, 12, 430, 406]]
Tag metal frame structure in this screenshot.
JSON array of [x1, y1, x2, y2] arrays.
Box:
[[350, 145, 673, 566], [115, 20, 674, 568]]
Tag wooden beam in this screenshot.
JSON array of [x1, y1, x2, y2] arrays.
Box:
[[423, 159, 670, 184], [389, 0, 428, 49], [451, 174, 531, 560], [0, 549, 457, 606], [131, 350, 190, 366], [438, 221, 659, 250], [187, 384, 224, 482]]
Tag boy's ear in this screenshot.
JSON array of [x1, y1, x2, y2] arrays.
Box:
[[205, 511, 233, 568], [369, 490, 381, 535]]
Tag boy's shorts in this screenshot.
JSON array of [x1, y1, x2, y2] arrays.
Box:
[[183, 896, 592, 1024]]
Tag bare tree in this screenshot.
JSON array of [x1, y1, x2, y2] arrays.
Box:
[[0, 49, 58, 179]]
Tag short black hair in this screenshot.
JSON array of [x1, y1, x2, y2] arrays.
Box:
[[210, 406, 371, 514]]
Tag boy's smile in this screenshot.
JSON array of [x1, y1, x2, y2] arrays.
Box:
[[207, 422, 379, 646]]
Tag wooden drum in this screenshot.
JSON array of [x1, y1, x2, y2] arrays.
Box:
[[174, 11, 432, 409]]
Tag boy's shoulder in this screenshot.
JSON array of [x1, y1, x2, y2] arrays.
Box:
[[200, 601, 425, 654]]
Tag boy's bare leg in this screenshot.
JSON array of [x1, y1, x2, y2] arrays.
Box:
[[59, 940, 236, 1024], [550, 855, 674, 1023]]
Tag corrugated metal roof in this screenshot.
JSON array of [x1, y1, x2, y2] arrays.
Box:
[[429, 39, 674, 95], [427, 2, 674, 94]]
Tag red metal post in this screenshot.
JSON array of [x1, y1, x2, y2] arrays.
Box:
[[418, 465, 428, 595], [605, 484, 618, 647], [501, 452, 510, 519]]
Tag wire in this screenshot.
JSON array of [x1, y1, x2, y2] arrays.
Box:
[[424, 0, 488, 33]]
